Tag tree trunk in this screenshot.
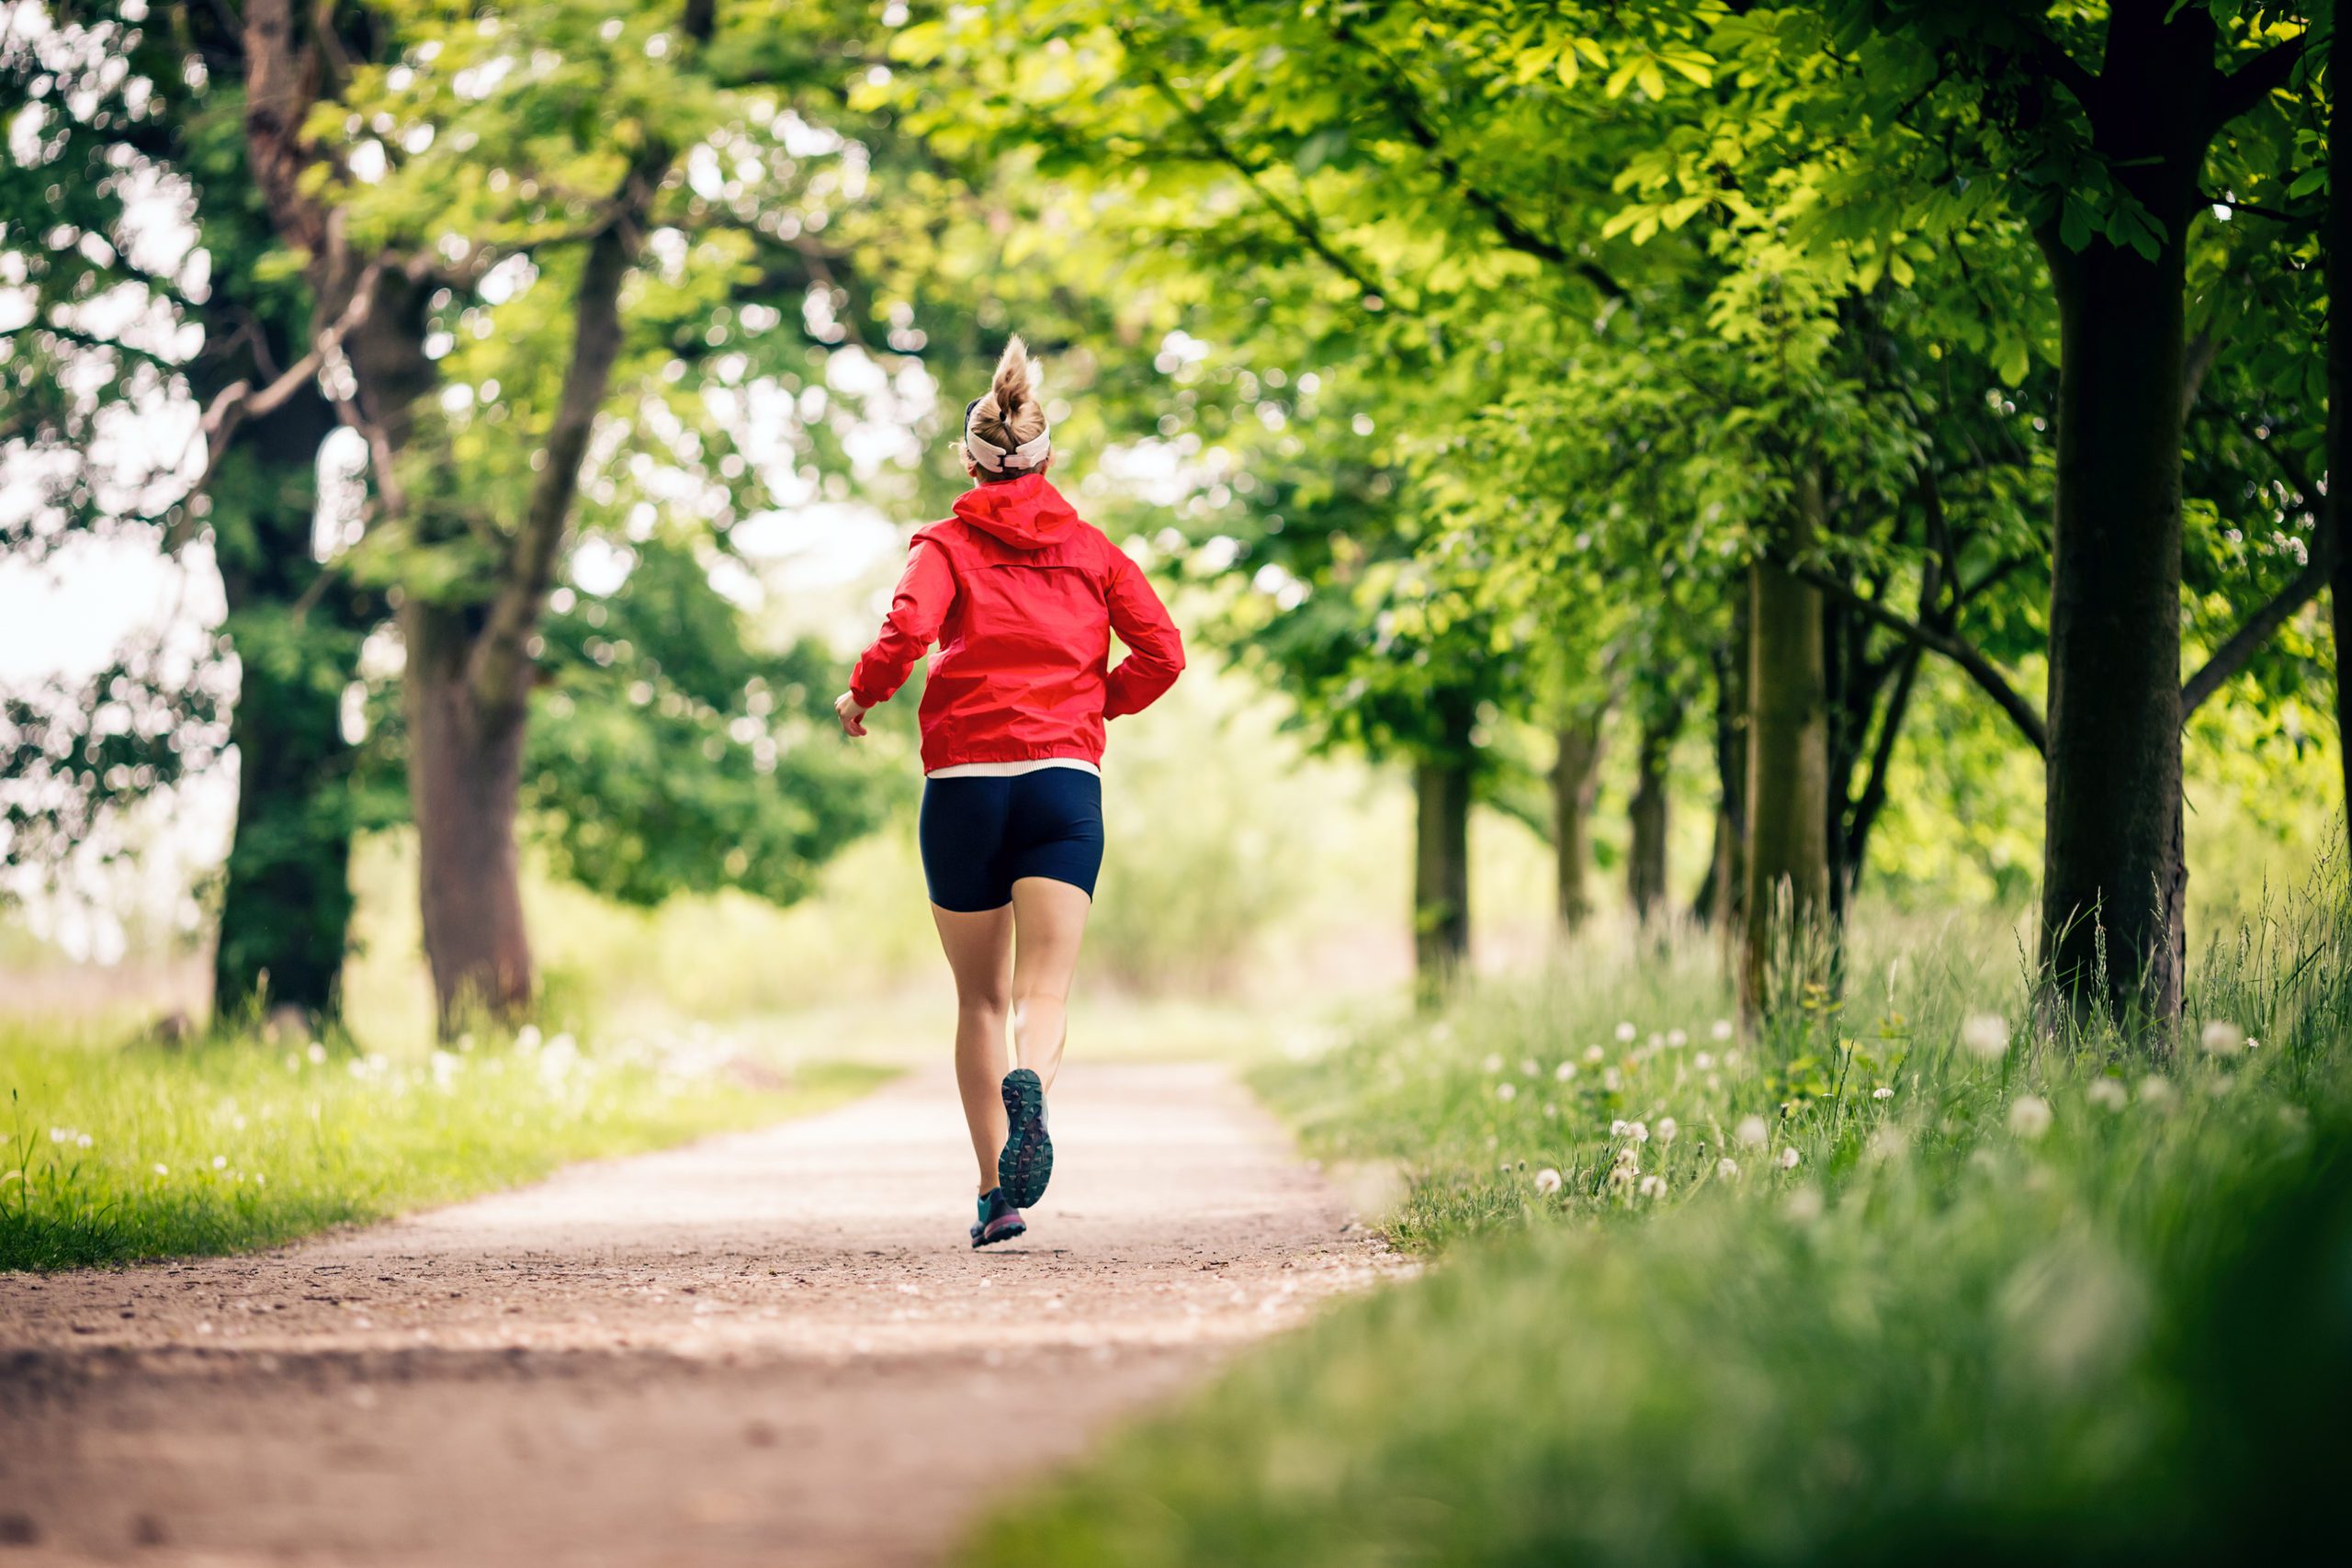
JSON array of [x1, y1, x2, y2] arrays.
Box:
[[1413, 751, 1473, 994], [404, 602, 537, 1028], [1695, 600, 1747, 931], [1741, 470, 1831, 1020], [214, 646, 357, 1026], [1551, 710, 1605, 933], [2036, 209, 2197, 1022], [2330, 62, 2351, 864], [1628, 700, 1679, 924]]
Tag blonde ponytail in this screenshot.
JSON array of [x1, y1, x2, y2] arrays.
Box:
[[963, 336, 1053, 477]]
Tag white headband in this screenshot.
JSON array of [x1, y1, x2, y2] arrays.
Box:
[[966, 424, 1052, 473], [964, 397, 1053, 472]]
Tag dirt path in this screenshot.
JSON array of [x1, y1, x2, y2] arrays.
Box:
[[0, 1060, 1401, 1566]]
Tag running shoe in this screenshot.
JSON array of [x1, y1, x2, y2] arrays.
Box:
[[997, 1066, 1054, 1208], [971, 1187, 1026, 1248]]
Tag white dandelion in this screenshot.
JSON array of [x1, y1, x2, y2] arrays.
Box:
[[1497, 1082, 1518, 1102], [1482, 1053, 1504, 1074], [1554, 1061, 1577, 1082], [1779, 1146, 1802, 1169], [1637, 1175, 1667, 1198], [2087, 1078, 2128, 1111], [1711, 1019, 1735, 1042], [2008, 1095, 2053, 1140], [1615, 1021, 1638, 1043], [1656, 1117, 1679, 1145], [2199, 1021, 2245, 1057], [1960, 1014, 2009, 1061], [1715, 1158, 1739, 1179], [1736, 1114, 1770, 1147], [1535, 1168, 1563, 1195], [1871, 1086, 1895, 1101]]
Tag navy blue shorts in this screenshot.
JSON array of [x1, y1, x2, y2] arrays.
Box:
[[919, 767, 1104, 912]]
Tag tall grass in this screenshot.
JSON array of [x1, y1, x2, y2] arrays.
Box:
[[964, 887, 2352, 1565], [1, 1021, 889, 1270]]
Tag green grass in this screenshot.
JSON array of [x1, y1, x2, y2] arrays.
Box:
[[1, 1020, 891, 1271], [963, 895, 2352, 1565]]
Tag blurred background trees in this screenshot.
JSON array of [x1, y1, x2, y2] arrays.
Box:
[[1, 0, 2338, 1039]]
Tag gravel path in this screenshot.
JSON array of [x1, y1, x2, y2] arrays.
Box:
[[0, 1060, 1401, 1566]]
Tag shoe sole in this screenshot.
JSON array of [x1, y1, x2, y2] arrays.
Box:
[[998, 1068, 1053, 1209], [970, 1213, 1027, 1248]]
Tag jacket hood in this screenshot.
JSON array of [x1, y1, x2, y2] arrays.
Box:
[[949, 472, 1080, 550]]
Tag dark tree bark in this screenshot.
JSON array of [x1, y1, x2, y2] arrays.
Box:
[[210, 381, 362, 1026], [404, 603, 537, 1021], [1741, 470, 1831, 1019], [1628, 699, 1680, 924], [1551, 709, 1606, 933], [2331, 55, 2351, 864], [1413, 697, 1476, 994], [1695, 600, 1747, 932], [2032, 8, 2217, 1022]]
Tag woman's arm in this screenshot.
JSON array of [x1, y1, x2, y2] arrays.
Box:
[[1103, 549, 1186, 719], [840, 541, 956, 735]]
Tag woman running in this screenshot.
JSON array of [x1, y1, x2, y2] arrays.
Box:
[[836, 337, 1185, 1248]]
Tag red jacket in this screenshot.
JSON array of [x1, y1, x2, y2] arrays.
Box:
[[849, 474, 1185, 773]]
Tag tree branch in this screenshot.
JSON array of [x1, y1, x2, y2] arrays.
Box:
[[1781, 554, 2048, 753], [1114, 24, 1404, 310], [2021, 23, 2103, 121], [470, 0, 718, 713], [1332, 20, 1628, 303], [2209, 31, 2310, 132], [2181, 537, 2336, 717]]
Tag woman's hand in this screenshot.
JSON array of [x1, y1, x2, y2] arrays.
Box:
[[834, 691, 871, 738]]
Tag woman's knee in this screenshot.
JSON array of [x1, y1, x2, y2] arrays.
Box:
[[957, 990, 1012, 1021]]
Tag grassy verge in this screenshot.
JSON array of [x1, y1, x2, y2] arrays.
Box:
[[964, 898, 2352, 1564], [2, 1021, 891, 1271]]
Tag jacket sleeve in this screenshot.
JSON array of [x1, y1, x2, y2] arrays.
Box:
[[1102, 548, 1186, 719], [849, 540, 956, 707]]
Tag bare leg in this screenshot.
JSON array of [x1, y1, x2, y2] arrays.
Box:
[[1010, 876, 1092, 1093], [931, 903, 1013, 1194]]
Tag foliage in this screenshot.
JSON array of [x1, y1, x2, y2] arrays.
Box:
[[963, 888, 2352, 1565]]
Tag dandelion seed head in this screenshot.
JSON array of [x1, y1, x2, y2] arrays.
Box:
[[75, 1133, 92, 1148], [2008, 1095, 2053, 1139], [1554, 1061, 1576, 1081], [1615, 1021, 1637, 1043], [1535, 1167, 1563, 1194], [1716, 1157, 1739, 1179], [1736, 1114, 1769, 1147], [1694, 1050, 1715, 1070], [306, 1042, 328, 1065], [1520, 1058, 1540, 1077], [2087, 1078, 2128, 1111], [1496, 1082, 1518, 1101], [1785, 1186, 1824, 1223], [1666, 1029, 1688, 1048], [1638, 1174, 1667, 1198], [1711, 1019, 1735, 1041], [2138, 1076, 2177, 1107], [1872, 1086, 1895, 1100], [153, 1163, 169, 1176], [2199, 1021, 2245, 1057], [1961, 1014, 2009, 1061], [1656, 1116, 1679, 1145], [1583, 1044, 1605, 1064], [211, 1155, 228, 1170], [1779, 1146, 1802, 1169], [1482, 1053, 1504, 1074]]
